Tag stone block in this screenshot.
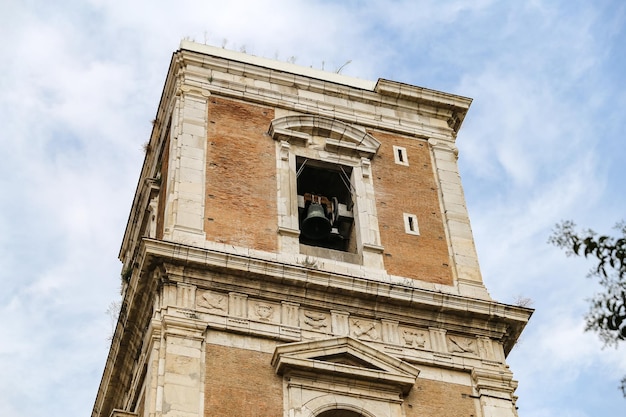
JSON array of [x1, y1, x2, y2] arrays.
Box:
[[436, 169, 461, 183], [183, 106, 207, 121], [179, 143, 204, 160], [178, 166, 203, 183], [181, 121, 206, 138], [177, 133, 204, 149]]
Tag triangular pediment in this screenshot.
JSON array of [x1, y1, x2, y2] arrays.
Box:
[[271, 336, 419, 394], [310, 352, 384, 370]]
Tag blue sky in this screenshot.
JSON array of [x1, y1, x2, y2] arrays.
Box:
[[1, 1, 625, 416]]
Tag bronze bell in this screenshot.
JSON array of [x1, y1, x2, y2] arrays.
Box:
[[302, 203, 331, 240]]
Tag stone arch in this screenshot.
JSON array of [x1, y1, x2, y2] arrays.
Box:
[[269, 115, 380, 158], [316, 409, 367, 417], [301, 395, 380, 417]]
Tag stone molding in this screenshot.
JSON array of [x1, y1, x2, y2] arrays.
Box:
[[271, 114, 384, 269], [139, 238, 531, 349], [272, 336, 420, 395], [273, 336, 419, 417], [172, 41, 471, 141], [269, 114, 381, 158], [110, 411, 137, 417]]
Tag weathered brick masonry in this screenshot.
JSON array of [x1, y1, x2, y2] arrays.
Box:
[[205, 97, 277, 252], [371, 130, 452, 284], [204, 344, 282, 417]]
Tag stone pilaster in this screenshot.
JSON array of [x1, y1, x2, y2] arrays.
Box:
[[428, 138, 490, 299], [162, 86, 209, 245], [141, 319, 162, 417], [157, 315, 206, 417], [331, 310, 350, 336], [472, 368, 520, 417], [275, 140, 300, 253], [355, 158, 385, 269]]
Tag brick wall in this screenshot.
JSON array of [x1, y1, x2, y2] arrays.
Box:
[[204, 343, 283, 417], [204, 97, 277, 252], [200, 97, 453, 284], [404, 378, 476, 417], [371, 131, 453, 285]]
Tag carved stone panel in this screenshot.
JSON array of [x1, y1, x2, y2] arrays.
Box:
[[350, 318, 380, 341], [331, 310, 350, 336], [249, 300, 280, 324], [176, 283, 196, 309], [381, 320, 400, 344], [196, 290, 228, 313], [301, 310, 330, 332], [399, 326, 430, 350], [429, 328, 448, 353], [447, 335, 478, 356]]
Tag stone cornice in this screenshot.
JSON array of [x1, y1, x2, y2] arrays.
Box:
[[137, 238, 531, 352], [175, 42, 471, 139], [180, 40, 377, 90]]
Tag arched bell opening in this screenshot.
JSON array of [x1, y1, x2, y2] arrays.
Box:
[[316, 410, 365, 417], [296, 157, 356, 253]]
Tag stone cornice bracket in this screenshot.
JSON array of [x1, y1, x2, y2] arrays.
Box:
[[162, 314, 207, 341], [471, 368, 518, 399], [427, 138, 459, 158], [374, 79, 472, 135], [176, 83, 211, 99], [269, 115, 381, 159]]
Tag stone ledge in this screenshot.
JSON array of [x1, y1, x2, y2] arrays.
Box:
[[138, 238, 532, 352]]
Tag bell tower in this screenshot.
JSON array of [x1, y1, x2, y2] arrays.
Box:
[[92, 41, 532, 417]]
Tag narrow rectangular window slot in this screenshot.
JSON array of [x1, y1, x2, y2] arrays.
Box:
[[403, 213, 420, 235], [393, 145, 409, 166]]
